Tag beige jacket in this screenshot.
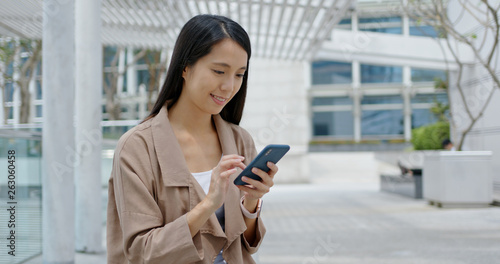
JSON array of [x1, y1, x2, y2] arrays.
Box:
[[107, 105, 265, 264]]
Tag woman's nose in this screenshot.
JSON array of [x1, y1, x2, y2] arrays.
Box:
[[220, 77, 234, 91]]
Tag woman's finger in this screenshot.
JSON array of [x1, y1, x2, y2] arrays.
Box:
[[219, 157, 246, 171], [237, 185, 263, 199], [241, 176, 270, 193], [267, 162, 278, 178], [250, 167, 274, 188]]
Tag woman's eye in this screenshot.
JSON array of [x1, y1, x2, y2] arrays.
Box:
[[213, 70, 224, 75], [236, 74, 244, 78]]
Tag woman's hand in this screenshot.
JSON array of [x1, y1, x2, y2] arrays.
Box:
[[237, 161, 278, 203], [205, 154, 246, 210]]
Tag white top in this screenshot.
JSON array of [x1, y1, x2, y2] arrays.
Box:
[[191, 170, 212, 195]]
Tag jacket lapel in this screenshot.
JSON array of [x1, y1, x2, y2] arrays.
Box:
[[151, 106, 226, 238], [213, 115, 248, 245]]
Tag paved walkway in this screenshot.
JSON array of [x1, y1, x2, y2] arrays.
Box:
[[23, 182, 500, 264]]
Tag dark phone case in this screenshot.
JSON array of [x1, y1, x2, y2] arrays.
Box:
[[233, 144, 290, 185]]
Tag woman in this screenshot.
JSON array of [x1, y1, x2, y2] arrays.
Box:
[[107, 14, 277, 264]]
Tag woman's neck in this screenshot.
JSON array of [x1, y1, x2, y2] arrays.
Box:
[[168, 101, 214, 135]]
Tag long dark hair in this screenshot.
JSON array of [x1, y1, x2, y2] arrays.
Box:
[[143, 14, 251, 125]]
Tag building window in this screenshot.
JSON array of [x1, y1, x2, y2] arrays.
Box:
[[361, 95, 404, 136], [312, 61, 352, 85], [7, 107, 13, 120], [411, 93, 448, 104], [359, 16, 402, 35], [5, 83, 14, 102], [36, 105, 42, 118], [411, 109, 438, 128], [411, 68, 447, 83], [411, 93, 449, 128], [312, 111, 353, 136], [361, 64, 402, 83], [361, 95, 403, 105], [409, 19, 441, 38], [103, 46, 119, 67], [312, 96, 353, 106], [36, 80, 42, 100], [337, 18, 352, 30], [362, 110, 404, 136]]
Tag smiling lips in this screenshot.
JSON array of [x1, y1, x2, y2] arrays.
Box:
[[211, 94, 227, 105]]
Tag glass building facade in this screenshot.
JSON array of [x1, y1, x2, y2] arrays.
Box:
[[310, 59, 448, 140]]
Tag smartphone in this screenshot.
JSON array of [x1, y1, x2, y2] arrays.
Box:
[[233, 144, 290, 185]]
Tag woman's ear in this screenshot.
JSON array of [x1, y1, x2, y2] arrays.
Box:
[[182, 66, 189, 79]]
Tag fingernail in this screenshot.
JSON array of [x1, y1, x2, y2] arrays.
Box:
[[252, 168, 257, 173]]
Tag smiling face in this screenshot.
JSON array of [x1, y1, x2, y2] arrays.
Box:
[[180, 38, 248, 116]]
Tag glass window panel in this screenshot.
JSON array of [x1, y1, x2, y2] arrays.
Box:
[[0, 136, 42, 261], [411, 68, 447, 82], [361, 64, 402, 83], [410, 25, 438, 37], [411, 93, 448, 104], [361, 110, 404, 135], [411, 109, 438, 128], [137, 69, 150, 87], [361, 95, 403, 105], [339, 18, 352, 25], [7, 107, 13, 119], [36, 105, 42, 118], [337, 18, 352, 30], [36, 80, 42, 100], [361, 27, 402, 34], [312, 111, 353, 136], [359, 17, 402, 24], [312, 61, 352, 85], [5, 82, 14, 102], [359, 16, 402, 35], [312, 96, 352, 106], [103, 46, 118, 67]]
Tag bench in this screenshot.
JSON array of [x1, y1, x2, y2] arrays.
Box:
[[380, 174, 422, 199]]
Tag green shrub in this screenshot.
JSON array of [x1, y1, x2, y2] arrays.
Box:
[[411, 122, 450, 150]]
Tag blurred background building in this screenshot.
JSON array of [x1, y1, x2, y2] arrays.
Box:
[[0, 0, 499, 263]]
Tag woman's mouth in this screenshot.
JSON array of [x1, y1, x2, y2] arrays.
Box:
[[211, 94, 227, 105]]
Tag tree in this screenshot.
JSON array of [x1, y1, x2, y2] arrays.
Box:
[[143, 49, 168, 112], [102, 47, 146, 120], [403, 0, 500, 150], [0, 37, 41, 124]]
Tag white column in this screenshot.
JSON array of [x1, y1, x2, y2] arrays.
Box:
[[403, 66, 412, 141], [28, 65, 37, 123], [117, 48, 125, 97], [0, 60, 5, 124], [12, 42, 20, 126], [352, 11, 358, 33], [126, 47, 137, 118], [139, 83, 147, 119], [352, 60, 361, 142], [75, 0, 103, 253], [403, 13, 410, 37], [42, 0, 75, 263], [126, 47, 137, 96]]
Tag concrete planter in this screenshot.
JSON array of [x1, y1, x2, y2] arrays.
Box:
[[423, 151, 493, 208]]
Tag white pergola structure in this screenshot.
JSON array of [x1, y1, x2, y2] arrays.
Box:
[[1, 0, 352, 60], [0, 0, 353, 263]]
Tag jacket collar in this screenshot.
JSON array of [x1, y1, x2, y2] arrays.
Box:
[[151, 105, 247, 242]]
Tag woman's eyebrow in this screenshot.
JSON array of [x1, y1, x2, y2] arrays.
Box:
[[212, 62, 247, 70]]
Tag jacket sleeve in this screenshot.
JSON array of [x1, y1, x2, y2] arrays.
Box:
[[238, 128, 267, 254], [112, 134, 204, 264]]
